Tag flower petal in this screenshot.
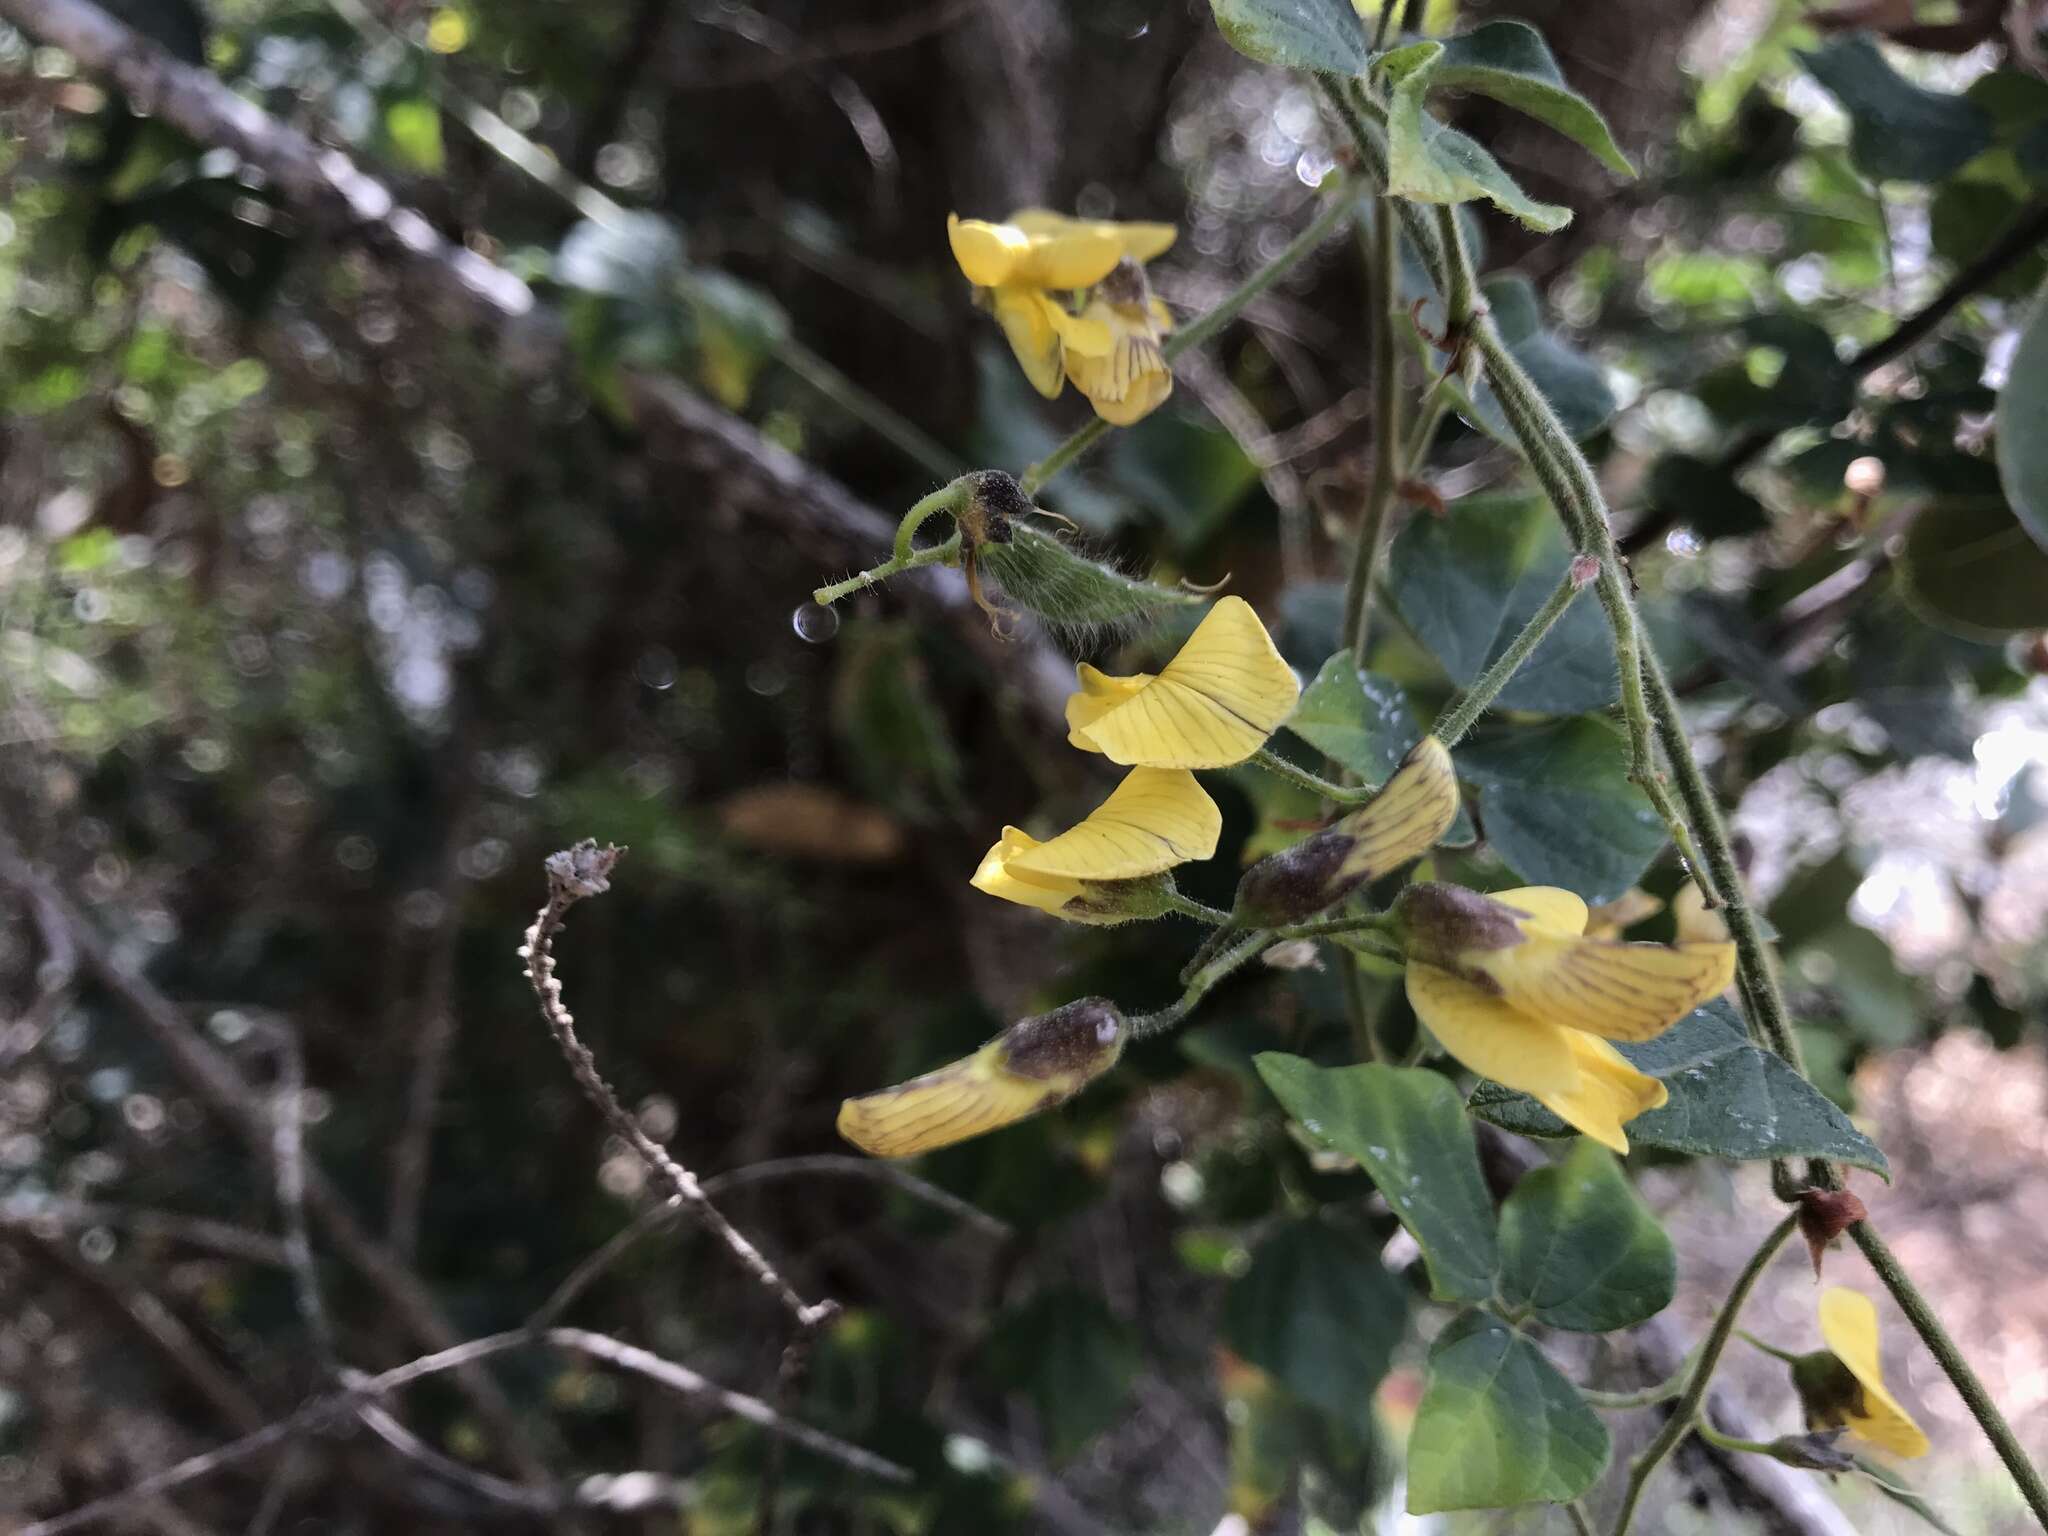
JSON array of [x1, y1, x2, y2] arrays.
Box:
[[990, 287, 1067, 399], [1008, 766, 1221, 880], [948, 214, 1030, 288], [1334, 735, 1461, 876], [1552, 1030, 1669, 1150], [837, 1043, 1062, 1158], [1473, 932, 1738, 1043], [1006, 208, 1175, 279], [1065, 664, 1153, 750], [1071, 597, 1300, 769], [971, 826, 1088, 916], [1492, 886, 1592, 936], [1820, 1289, 1931, 1459]]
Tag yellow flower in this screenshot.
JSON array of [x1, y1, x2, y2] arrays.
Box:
[[1672, 879, 1733, 944], [838, 997, 1126, 1158], [1803, 1288, 1931, 1459], [970, 767, 1222, 922], [947, 211, 1176, 411], [1234, 737, 1461, 924], [1066, 597, 1300, 769], [1061, 265, 1176, 426], [1396, 883, 1738, 1153]]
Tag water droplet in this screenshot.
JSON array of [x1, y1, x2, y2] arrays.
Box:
[[1369, 1145, 1389, 1160], [791, 602, 839, 643]]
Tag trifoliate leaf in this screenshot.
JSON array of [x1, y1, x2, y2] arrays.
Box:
[[1381, 41, 1572, 231]]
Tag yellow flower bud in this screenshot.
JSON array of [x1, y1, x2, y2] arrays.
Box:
[[837, 998, 1126, 1158]]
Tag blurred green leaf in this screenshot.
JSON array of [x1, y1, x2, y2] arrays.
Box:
[[1996, 279, 2048, 550], [1222, 1220, 1406, 1432], [979, 1289, 1138, 1463], [1283, 653, 1415, 780], [1468, 999, 1892, 1177], [1205, 0, 1369, 74], [1496, 1139, 1674, 1332], [1406, 1311, 1607, 1513], [1799, 34, 1993, 183], [830, 620, 963, 821], [1802, 920, 1921, 1049], [1456, 717, 1665, 902], [1108, 411, 1262, 554], [1254, 1055, 1499, 1302], [382, 97, 444, 173]]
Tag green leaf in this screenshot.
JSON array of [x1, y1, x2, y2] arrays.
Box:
[[829, 620, 964, 822], [1467, 999, 1892, 1178], [1462, 274, 1618, 444], [1406, 1311, 1608, 1513], [1205, 0, 1369, 75], [1253, 1055, 1498, 1303], [1388, 493, 1618, 716], [1422, 21, 1634, 177], [1996, 281, 2048, 551], [1456, 717, 1665, 903], [1283, 653, 1415, 780], [1799, 921, 1921, 1050], [1221, 1220, 1407, 1431], [978, 1288, 1138, 1462], [1892, 499, 2048, 638], [1381, 44, 1571, 232], [1496, 1139, 1675, 1332], [1108, 412, 1262, 555], [1799, 34, 1993, 184]]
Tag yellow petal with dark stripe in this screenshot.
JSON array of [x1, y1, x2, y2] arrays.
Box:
[[1069, 597, 1299, 769], [836, 1043, 1061, 1159], [1473, 931, 1737, 1043], [1333, 736, 1459, 881], [1819, 1289, 1931, 1459], [1008, 767, 1220, 880]]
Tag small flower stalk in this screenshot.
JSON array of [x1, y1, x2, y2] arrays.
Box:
[[1393, 882, 1737, 1152], [948, 210, 1178, 425], [837, 998, 1127, 1158], [1232, 737, 1460, 925]]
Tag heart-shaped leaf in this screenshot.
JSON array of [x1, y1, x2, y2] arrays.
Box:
[[1284, 652, 1418, 780], [1497, 1139, 1675, 1332], [1419, 21, 1633, 177]]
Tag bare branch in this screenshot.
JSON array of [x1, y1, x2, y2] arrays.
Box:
[[20, 1328, 910, 1536], [520, 842, 838, 1333]]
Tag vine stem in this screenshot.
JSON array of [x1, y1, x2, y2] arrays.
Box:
[[1021, 178, 1362, 496], [1341, 194, 1403, 664], [1611, 1214, 1797, 1536], [813, 532, 960, 606], [1432, 564, 1585, 746], [1851, 1222, 2048, 1530], [1252, 746, 1379, 803]]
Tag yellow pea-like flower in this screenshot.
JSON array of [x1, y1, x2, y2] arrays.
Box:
[[1066, 597, 1301, 769], [1233, 737, 1461, 925], [948, 211, 1176, 413], [1396, 882, 1737, 1152], [970, 767, 1221, 922], [1805, 1288, 1931, 1460], [837, 997, 1126, 1158], [1061, 279, 1175, 426]]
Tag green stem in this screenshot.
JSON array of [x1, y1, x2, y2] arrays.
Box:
[[1566, 1501, 1598, 1536], [1164, 892, 1232, 926], [1327, 931, 1409, 965], [1337, 956, 1382, 1062], [1342, 195, 1403, 664], [1611, 1213, 1797, 1536], [1432, 567, 1583, 746], [812, 534, 960, 606], [1694, 1424, 1783, 1458], [1250, 747, 1377, 804], [1130, 931, 1276, 1038], [1270, 911, 1398, 942], [1850, 1222, 2048, 1532], [1021, 180, 1362, 496], [1578, 1355, 1694, 1411], [891, 480, 970, 563], [1733, 1330, 1802, 1366]]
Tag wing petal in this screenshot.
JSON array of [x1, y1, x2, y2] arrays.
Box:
[[1492, 886, 1591, 936], [1820, 1289, 1931, 1459], [1335, 736, 1460, 880], [1477, 935, 1737, 1042]]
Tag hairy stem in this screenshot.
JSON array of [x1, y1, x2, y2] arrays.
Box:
[[1252, 746, 1379, 803], [1342, 196, 1403, 664], [1022, 179, 1361, 496], [1131, 931, 1276, 1038], [813, 532, 960, 606], [1612, 1214, 1797, 1536], [1851, 1222, 2048, 1531], [1432, 567, 1583, 746]]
